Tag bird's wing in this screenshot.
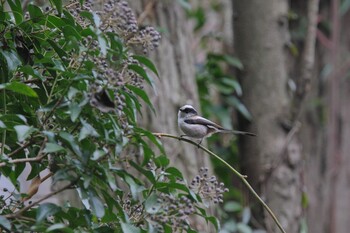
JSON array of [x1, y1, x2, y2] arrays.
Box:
[[184, 116, 224, 130]]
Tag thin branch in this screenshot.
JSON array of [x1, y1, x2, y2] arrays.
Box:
[[0, 138, 47, 167], [5, 180, 77, 219], [152, 133, 286, 233], [7, 140, 34, 158], [137, 1, 156, 24]]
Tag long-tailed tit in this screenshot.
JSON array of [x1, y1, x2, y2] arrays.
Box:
[[178, 105, 256, 144]]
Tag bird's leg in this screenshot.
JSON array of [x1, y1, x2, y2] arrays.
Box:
[[179, 135, 187, 140], [197, 138, 203, 148]]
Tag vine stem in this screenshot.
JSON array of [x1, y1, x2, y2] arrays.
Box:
[[152, 133, 286, 233]]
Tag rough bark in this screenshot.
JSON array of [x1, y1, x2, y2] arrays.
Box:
[[129, 1, 214, 230], [234, 1, 302, 232], [128, 1, 211, 180]]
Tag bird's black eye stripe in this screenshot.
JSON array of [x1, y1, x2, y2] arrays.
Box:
[[181, 107, 197, 114]]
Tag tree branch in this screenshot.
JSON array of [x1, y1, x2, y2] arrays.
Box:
[[153, 133, 286, 233], [293, 0, 320, 120], [5, 179, 77, 219]]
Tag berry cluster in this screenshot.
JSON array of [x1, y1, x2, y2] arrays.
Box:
[[190, 167, 229, 204], [99, 0, 161, 54], [148, 193, 195, 232]]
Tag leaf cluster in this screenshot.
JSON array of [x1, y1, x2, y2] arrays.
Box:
[[0, 1, 222, 232]]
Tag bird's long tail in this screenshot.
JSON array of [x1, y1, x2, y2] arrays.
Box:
[[220, 129, 256, 136]]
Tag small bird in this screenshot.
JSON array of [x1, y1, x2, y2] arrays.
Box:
[[178, 105, 256, 145]]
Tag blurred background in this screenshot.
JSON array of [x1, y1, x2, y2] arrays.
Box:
[[129, 0, 350, 232], [3, 0, 349, 232]]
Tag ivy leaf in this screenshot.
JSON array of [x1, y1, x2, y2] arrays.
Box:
[[36, 203, 60, 223], [0, 82, 38, 98], [14, 125, 37, 142]]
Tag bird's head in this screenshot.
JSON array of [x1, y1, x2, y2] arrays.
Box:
[[178, 105, 198, 118]]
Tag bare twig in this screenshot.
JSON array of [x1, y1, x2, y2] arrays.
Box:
[[5, 180, 77, 219], [7, 140, 34, 158], [1, 139, 48, 167], [137, 1, 156, 24], [152, 133, 286, 233]]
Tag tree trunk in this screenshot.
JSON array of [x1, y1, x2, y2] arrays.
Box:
[[130, 1, 214, 230], [129, 1, 211, 179], [234, 1, 302, 232]]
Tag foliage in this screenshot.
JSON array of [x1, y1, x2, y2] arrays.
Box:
[[0, 1, 226, 232]]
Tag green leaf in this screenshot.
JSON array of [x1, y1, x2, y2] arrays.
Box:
[[221, 78, 242, 96], [59, 132, 82, 156], [98, 35, 107, 56], [36, 203, 60, 223], [126, 85, 155, 112], [46, 223, 70, 232], [145, 194, 161, 214], [154, 155, 169, 167], [63, 25, 82, 41], [223, 55, 243, 70], [129, 160, 156, 183], [224, 201, 242, 212], [241, 207, 251, 224], [7, 0, 23, 24], [52, 0, 63, 14], [236, 223, 252, 233], [14, 125, 36, 142], [0, 216, 11, 231], [28, 4, 44, 22], [227, 97, 252, 121], [0, 120, 6, 128], [0, 81, 38, 98], [121, 222, 140, 233], [48, 39, 68, 60], [0, 52, 9, 83], [89, 194, 105, 218], [79, 119, 99, 141], [124, 175, 145, 199], [128, 64, 153, 86], [69, 102, 81, 122], [206, 216, 220, 231], [47, 15, 66, 28], [132, 55, 159, 78], [0, 50, 21, 72], [18, 65, 44, 80], [165, 167, 183, 179], [44, 142, 65, 153]]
